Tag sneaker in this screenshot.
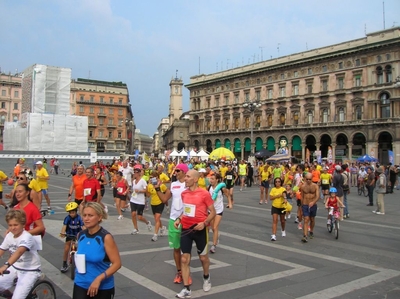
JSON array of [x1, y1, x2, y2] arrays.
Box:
[[176, 288, 191, 298], [240, 188, 243, 192], [309, 232, 314, 239], [346, 214, 350, 218], [343, 214, 347, 219], [160, 226, 166, 236], [60, 264, 69, 273], [295, 217, 299, 224], [376, 212, 385, 215], [47, 207, 52, 211], [271, 234, 277, 241], [174, 272, 183, 284], [297, 223, 303, 230], [104, 205, 108, 214], [372, 210, 377, 214], [281, 231, 286, 237], [131, 229, 139, 235], [287, 213, 291, 219], [210, 245, 216, 253], [203, 275, 211, 292], [121, 208, 126, 212], [117, 215, 123, 220], [147, 221, 153, 231], [151, 234, 158, 242], [259, 202, 263, 205], [301, 236, 308, 243]]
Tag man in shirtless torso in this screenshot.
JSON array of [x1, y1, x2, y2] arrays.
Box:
[[300, 172, 320, 243]]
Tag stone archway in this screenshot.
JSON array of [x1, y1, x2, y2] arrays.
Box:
[[305, 135, 316, 162], [378, 132, 393, 164], [206, 139, 213, 153], [194, 140, 200, 151], [352, 133, 366, 157], [177, 142, 185, 151], [335, 133, 348, 162], [320, 134, 332, 159]]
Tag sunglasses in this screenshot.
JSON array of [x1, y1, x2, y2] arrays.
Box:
[[175, 169, 181, 173], [17, 177, 25, 180], [305, 178, 312, 181], [134, 170, 141, 173]]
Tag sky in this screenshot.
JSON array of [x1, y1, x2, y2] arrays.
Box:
[[1, 0, 399, 136]]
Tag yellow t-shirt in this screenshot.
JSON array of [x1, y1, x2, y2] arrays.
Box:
[[198, 177, 206, 189], [239, 164, 247, 176], [168, 163, 175, 175], [260, 168, 271, 181], [316, 165, 322, 171], [270, 186, 286, 208], [0, 170, 7, 192], [14, 179, 41, 192], [219, 166, 228, 178], [159, 172, 170, 183], [148, 183, 167, 206], [36, 168, 49, 189], [283, 172, 292, 186], [320, 173, 331, 185]]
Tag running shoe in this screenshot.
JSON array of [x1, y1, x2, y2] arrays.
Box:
[[281, 231, 286, 237], [176, 288, 191, 298], [147, 221, 153, 231], [297, 223, 302, 230], [203, 275, 211, 292], [294, 217, 299, 224], [174, 272, 183, 284], [271, 234, 277, 241], [287, 213, 291, 219], [376, 212, 385, 215], [131, 229, 139, 235], [309, 232, 314, 239], [121, 208, 126, 212], [301, 236, 308, 243], [151, 234, 158, 242], [104, 205, 108, 214], [346, 214, 350, 218], [60, 264, 69, 273], [210, 245, 216, 253], [117, 215, 123, 220], [160, 226, 166, 236]]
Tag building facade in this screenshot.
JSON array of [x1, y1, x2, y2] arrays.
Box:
[[185, 27, 400, 165], [70, 78, 134, 153], [134, 129, 153, 154], [0, 73, 22, 147], [154, 117, 169, 156]]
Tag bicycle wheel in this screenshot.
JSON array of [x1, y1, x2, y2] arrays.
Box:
[[364, 187, 369, 197], [327, 222, 332, 233], [70, 252, 76, 280], [27, 280, 56, 299], [334, 221, 339, 239], [358, 187, 362, 196]]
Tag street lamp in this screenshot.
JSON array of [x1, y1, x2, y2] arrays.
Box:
[[394, 76, 400, 88], [243, 99, 262, 155]]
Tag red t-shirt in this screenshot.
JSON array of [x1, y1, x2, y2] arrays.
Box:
[[181, 188, 214, 230], [14, 201, 42, 232], [116, 179, 128, 195], [326, 196, 339, 209], [83, 178, 101, 202]]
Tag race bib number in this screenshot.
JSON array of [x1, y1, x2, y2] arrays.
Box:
[[131, 191, 137, 198], [117, 187, 123, 193], [84, 188, 91, 196], [226, 175, 232, 180], [322, 179, 328, 184], [183, 203, 196, 217]]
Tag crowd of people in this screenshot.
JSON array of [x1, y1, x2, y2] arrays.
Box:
[[0, 155, 398, 298]]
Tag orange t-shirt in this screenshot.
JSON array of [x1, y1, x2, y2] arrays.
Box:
[[72, 174, 87, 200], [311, 170, 320, 183]]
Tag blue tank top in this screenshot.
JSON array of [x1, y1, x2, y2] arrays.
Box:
[[63, 215, 84, 237], [75, 227, 114, 290]]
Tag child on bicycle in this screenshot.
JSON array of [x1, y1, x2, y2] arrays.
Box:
[[325, 187, 345, 225], [60, 202, 84, 273], [0, 209, 42, 298]]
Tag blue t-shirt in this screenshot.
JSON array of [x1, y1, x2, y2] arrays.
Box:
[[75, 227, 114, 290], [63, 215, 84, 237]]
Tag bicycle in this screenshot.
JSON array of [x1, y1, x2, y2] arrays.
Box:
[[326, 206, 342, 239], [0, 270, 56, 299], [357, 179, 368, 197], [60, 233, 77, 280]]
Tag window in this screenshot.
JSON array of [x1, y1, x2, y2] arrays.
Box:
[[338, 62, 343, 69], [385, 65, 392, 82], [377, 55, 382, 62], [293, 84, 299, 95], [89, 116, 94, 124], [13, 115, 18, 122], [80, 95, 84, 101], [108, 131, 113, 138], [215, 97, 219, 107], [1, 90, 6, 96], [280, 113, 285, 125], [308, 68, 312, 75], [13, 103, 18, 110], [280, 73, 285, 80], [235, 83, 239, 88], [322, 65, 327, 72], [268, 76, 272, 82], [0, 102, 5, 109], [206, 99, 210, 108], [338, 107, 345, 122], [245, 93, 249, 101], [110, 98, 114, 104], [118, 118, 123, 126], [79, 106, 84, 113], [206, 120, 211, 130], [376, 67, 383, 84], [267, 115, 272, 127], [338, 78, 344, 89], [293, 112, 299, 125], [255, 115, 261, 127], [225, 95, 229, 105], [307, 110, 313, 124], [294, 71, 298, 78], [98, 131, 103, 137], [386, 54, 391, 61], [245, 117, 250, 129], [322, 80, 328, 91], [0, 115, 5, 124], [355, 106, 362, 120], [99, 118, 104, 126], [307, 84, 313, 94], [279, 86, 285, 97], [256, 90, 260, 101], [234, 118, 239, 129], [100, 96, 104, 103], [224, 118, 229, 130], [99, 107, 104, 114], [267, 89, 273, 99], [245, 81, 249, 87], [90, 96, 94, 102], [234, 94, 239, 104], [355, 75, 361, 87], [322, 109, 328, 123], [118, 99, 122, 104], [89, 131, 93, 138], [215, 119, 220, 130], [380, 93, 390, 118], [108, 118, 114, 125], [118, 131, 122, 138], [118, 109, 123, 116], [89, 107, 94, 114], [109, 108, 113, 114], [14, 91, 19, 98], [355, 59, 361, 66]]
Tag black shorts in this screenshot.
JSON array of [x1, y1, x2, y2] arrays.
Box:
[[321, 184, 330, 191], [216, 211, 223, 216], [113, 187, 117, 198], [261, 180, 270, 188], [271, 206, 286, 215], [0, 191, 2, 200], [115, 194, 126, 201], [180, 226, 208, 255], [297, 199, 301, 207], [75, 199, 83, 206], [151, 203, 164, 215], [66, 236, 77, 242], [130, 202, 145, 215], [100, 188, 105, 197], [225, 183, 234, 189], [73, 284, 114, 299]]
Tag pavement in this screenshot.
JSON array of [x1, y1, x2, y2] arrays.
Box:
[[0, 174, 400, 299]]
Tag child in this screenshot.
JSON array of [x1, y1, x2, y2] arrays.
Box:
[[0, 210, 41, 298], [60, 202, 84, 273], [325, 187, 345, 225]]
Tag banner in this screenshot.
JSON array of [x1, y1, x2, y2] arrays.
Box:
[[388, 150, 394, 165]]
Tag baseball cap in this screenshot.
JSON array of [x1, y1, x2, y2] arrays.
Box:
[[133, 164, 143, 170], [198, 168, 206, 173], [36, 161, 43, 165], [175, 163, 189, 173]]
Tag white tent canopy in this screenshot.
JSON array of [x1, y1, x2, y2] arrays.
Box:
[[169, 149, 179, 157], [189, 149, 198, 157], [197, 148, 209, 159], [178, 149, 188, 157]]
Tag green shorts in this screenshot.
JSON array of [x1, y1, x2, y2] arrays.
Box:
[[168, 219, 182, 249]]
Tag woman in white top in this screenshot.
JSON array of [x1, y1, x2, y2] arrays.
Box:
[[130, 164, 152, 234], [208, 172, 231, 254]]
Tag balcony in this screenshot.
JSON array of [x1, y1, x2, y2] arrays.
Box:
[[97, 113, 106, 117], [88, 123, 97, 128], [96, 136, 108, 141], [107, 124, 117, 129]]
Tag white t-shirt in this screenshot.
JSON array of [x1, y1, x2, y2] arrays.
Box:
[[130, 178, 147, 205], [169, 180, 186, 220], [0, 230, 41, 271], [209, 185, 224, 214], [119, 166, 134, 186]]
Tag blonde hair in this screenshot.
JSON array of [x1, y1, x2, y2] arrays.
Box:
[[6, 209, 27, 226], [83, 202, 108, 221]]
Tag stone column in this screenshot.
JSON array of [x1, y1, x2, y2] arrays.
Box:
[[301, 143, 306, 162], [331, 143, 336, 163], [348, 143, 353, 162], [392, 141, 400, 165]]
